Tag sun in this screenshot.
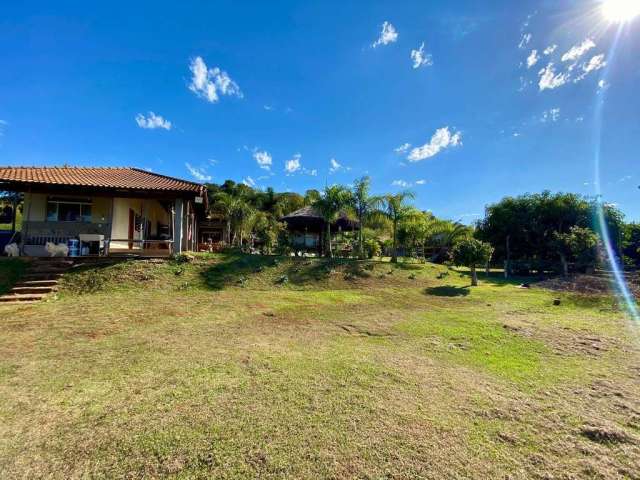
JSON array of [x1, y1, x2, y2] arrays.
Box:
[[602, 0, 640, 23]]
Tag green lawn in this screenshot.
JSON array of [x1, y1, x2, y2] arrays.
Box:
[[0, 254, 638, 478]]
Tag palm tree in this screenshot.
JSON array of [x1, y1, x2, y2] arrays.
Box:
[[313, 185, 353, 258], [352, 176, 384, 259], [211, 192, 235, 245], [384, 191, 415, 263]]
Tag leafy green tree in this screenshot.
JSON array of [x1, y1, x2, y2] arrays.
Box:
[[313, 185, 353, 258], [451, 238, 494, 286], [553, 226, 598, 275], [384, 191, 415, 263], [351, 176, 384, 258]]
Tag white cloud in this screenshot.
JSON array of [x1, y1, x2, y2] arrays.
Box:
[[415, 179, 427, 185], [394, 143, 412, 154], [329, 158, 349, 174], [561, 39, 595, 62], [598, 79, 610, 91], [576, 116, 585, 123], [582, 54, 607, 75], [538, 63, 569, 91], [242, 176, 256, 187], [518, 33, 532, 49], [308, 169, 318, 176], [285, 153, 302, 174], [543, 44, 557, 55], [188, 56, 242, 103], [392, 180, 411, 188], [410, 42, 433, 69], [526, 49, 539, 69], [0, 120, 7, 136], [208, 158, 219, 165], [407, 127, 462, 162], [263, 105, 274, 111], [372, 21, 398, 48], [135, 112, 172, 130], [253, 150, 272, 170], [541, 108, 561, 123], [185, 163, 212, 182]]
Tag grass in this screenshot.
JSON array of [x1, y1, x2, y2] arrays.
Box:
[[0, 253, 639, 478], [0, 257, 27, 295]]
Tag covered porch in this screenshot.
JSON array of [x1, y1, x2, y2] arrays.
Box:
[[0, 167, 207, 258]]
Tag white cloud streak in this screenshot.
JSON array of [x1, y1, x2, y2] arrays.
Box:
[[538, 63, 569, 91], [411, 42, 433, 69], [395, 143, 412, 154], [372, 21, 398, 48], [285, 154, 302, 174], [135, 112, 172, 130], [253, 150, 272, 170], [185, 163, 212, 182], [518, 33, 532, 49], [407, 127, 462, 162], [526, 49, 540, 69], [561, 39, 595, 62], [188, 56, 242, 103]]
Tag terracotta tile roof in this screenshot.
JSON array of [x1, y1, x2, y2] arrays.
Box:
[[0, 167, 205, 194]]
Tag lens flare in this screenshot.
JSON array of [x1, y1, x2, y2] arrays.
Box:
[[602, 0, 640, 23], [592, 26, 640, 323]]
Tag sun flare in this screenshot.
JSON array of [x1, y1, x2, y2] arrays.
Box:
[[602, 0, 640, 23]]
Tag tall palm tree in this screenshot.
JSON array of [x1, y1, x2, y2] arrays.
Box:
[[211, 192, 235, 245], [313, 185, 353, 258], [352, 176, 384, 259], [384, 191, 415, 263]]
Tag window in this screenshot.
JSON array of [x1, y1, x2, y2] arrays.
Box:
[[46, 197, 92, 222]]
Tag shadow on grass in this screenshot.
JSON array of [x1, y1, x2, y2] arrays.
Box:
[[448, 268, 534, 288], [424, 285, 470, 297], [200, 253, 277, 290], [199, 253, 379, 290]]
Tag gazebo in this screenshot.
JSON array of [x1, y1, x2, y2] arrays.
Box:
[[281, 206, 358, 255]]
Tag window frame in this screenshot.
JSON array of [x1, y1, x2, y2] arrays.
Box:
[[46, 197, 93, 223]]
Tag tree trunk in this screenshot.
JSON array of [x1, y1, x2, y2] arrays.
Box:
[[471, 265, 478, 286], [391, 220, 398, 263], [505, 234, 511, 278], [560, 253, 568, 277], [327, 222, 333, 258], [485, 262, 490, 277], [358, 214, 364, 259]]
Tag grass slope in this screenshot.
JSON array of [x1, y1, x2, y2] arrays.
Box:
[[0, 253, 638, 479]]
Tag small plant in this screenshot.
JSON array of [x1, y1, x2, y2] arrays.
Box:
[[408, 273, 416, 280], [451, 238, 494, 287], [173, 253, 194, 264], [276, 274, 289, 285], [237, 276, 247, 287], [174, 266, 184, 276]]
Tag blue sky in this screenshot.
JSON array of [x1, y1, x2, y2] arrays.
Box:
[[1, 0, 639, 222]]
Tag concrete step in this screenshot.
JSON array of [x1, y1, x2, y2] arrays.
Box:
[[0, 293, 47, 303], [14, 279, 58, 287], [21, 273, 63, 281], [9, 286, 56, 295]]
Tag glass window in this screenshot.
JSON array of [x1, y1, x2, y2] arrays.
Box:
[[46, 202, 58, 221], [46, 198, 93, 222]]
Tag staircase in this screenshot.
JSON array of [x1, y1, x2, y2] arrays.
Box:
[[0, 258, 74, 304]]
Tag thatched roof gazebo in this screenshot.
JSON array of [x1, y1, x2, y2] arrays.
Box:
[[281, 206, 358, 254]]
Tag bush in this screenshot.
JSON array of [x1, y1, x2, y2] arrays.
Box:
[[364, 238, 382, 259]]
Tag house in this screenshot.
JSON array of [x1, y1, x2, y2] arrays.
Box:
[[0, 166, 208, 256], [281, 205, 357, 255]]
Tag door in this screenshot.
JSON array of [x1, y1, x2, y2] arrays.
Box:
[[128, 208, 134, 249]]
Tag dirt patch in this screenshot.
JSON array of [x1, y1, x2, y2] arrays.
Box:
[[580, 424, 636, 445], [339, 324, 394, 338], [535, 273, 640, 298]]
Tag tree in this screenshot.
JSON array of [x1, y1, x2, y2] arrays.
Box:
[[313, 185, 353, 258], [211, 192, 235, 244], [451, 238, 494, 286], [553, 226, 598, 275], [351, 176, 384, 259], [384, 191, 415, 263]]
